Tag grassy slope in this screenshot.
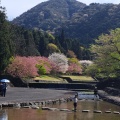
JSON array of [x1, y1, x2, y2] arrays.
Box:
[[33, 75, 65, 82], [61, 75, 94, 81], [33, 75, 94, 82]]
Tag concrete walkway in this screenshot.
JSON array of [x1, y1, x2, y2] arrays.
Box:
[[0, 86, 74, 104]]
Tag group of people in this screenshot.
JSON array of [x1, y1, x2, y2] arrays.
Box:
[[73, 86, 98, 111], [0, 82, 7, 97]]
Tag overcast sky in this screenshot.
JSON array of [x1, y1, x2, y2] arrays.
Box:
[[1, 0, 120, 20]]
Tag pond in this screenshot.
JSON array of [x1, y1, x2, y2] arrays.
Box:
[[0, 92, 120, 120]]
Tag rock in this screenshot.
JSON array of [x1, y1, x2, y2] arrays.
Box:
[[42, 107, 50, 110], [72, 109, 77, 112], [113, 111, 120, 114], [22, 106, 31, 108], [105, 111, 111, 113], [31, 105, 39, 109], [48, 108, 59, 111], [60, 109, 71, 112], [82, 110, 90, 112], [8, 103, 14, 107], [46, 100, 53, 104], [2, 103, 9, 107], [14, 103, 21, 108], [41, 101, 46, 105], [20, 102, 29, 107], [93, 110, 102, 113]]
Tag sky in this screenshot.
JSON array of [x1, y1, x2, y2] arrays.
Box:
[[1, 0, 120, 20]]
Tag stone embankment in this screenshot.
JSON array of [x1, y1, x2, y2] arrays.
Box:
[[0, 97, 72, 109], [98, 87, 120, 106]]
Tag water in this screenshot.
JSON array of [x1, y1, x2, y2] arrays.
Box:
[[0, 92, 120, 120], [78, 91, 98, 100]]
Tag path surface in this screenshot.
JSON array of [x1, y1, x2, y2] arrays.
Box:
[[0, 86, 74, 103]]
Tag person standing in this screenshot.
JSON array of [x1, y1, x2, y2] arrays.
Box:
[[94, 86, 98, 99], [73, 95, 78, 111], [1, 82, 7, 97], [0, 82, 3, 96]]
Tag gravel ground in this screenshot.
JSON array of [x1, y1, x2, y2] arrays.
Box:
[[0, 86, 74, 104]]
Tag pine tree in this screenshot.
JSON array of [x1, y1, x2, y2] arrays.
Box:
[[0, 5, 13, 74]]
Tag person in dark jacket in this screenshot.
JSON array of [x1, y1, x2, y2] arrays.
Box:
[[0, 82, 3, 96], [1, 82, 7, 97]]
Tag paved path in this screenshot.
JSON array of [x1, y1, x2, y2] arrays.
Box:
[[0, 86, 74, 103]]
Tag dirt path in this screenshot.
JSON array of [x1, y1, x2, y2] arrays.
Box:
[[0, 86, 74, 104]]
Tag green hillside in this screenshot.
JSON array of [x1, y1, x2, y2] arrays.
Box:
[[12, 0, 120, 45]]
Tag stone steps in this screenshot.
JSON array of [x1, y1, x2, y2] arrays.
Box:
[[41, 107, 120, 114]]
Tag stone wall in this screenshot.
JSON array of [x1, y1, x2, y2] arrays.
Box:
[[29, 83, 94, 90]]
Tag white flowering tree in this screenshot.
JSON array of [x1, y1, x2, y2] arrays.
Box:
[[48, 53, 68, 74], [79, 60, 93, 73], [79, 60, 93, 67]]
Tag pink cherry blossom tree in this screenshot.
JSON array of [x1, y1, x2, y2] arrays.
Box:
[[6, 56, 53, 78], [67, 63, 82, 75], [6, 56, 39, 78]]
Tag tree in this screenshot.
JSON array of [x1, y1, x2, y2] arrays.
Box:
[[36, 65, 46, 75], [6, 56, 53, 78], [39, 36, 49, 56], [79, 60, 93, 73], [90, 28, 120, 79], [46, 43, 60, 56], [67, 63, 82, 75], [68, 58, 79, 64], [67, 50, 76, 58], [6, 56, 39, 78], [24, 30, 39, 56], [48, 53, 68, 74], [67, 57, 82, 75], [0, 6, 13, 74], [36, 57, 52, 74]]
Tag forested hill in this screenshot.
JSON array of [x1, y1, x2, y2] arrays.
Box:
[[12, 0, 120, 44], [12, 0, 86, 31], [0, 0, 91, 66]]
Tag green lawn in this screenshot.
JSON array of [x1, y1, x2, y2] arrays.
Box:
[[61, 75, 94, 81], [33, 75, 65, 82], [33, 75, 94, 83]]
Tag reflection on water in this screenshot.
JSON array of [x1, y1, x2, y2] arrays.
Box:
[[0, 92, 120, 120], [0, 110, 8, 120]]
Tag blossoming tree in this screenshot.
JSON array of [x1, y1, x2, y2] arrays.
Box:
[[6, 56, 53, 78], [6, 56, 39, 78], [48, 53, 68, 73], [67, 63, 82, 75], [36, 57, 52, 75]]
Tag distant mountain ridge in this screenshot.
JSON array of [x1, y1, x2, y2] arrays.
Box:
[[12, 0, 120, 44], [12, 0, 86, 31]]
